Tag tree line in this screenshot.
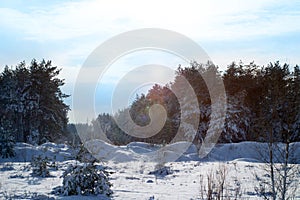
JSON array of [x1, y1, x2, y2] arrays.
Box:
[[0, 59, 69, 148], [82, 61, 300, 145], [1, 59, 299, 149]]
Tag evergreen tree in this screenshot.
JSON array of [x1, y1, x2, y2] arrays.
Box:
[[220, 91, 251, 143], [290, 65, 300, 142], [91, 113, 132, 145], [0, 118, 16, 158], [223, 61, 264, 141], [0, 59, 70, 144], [53, 162, 113, 196]]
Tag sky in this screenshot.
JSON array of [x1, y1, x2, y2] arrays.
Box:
[[0, 0, 300, 122]]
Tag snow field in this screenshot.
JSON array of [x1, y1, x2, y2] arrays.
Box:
[[0, 141, 299, 199]]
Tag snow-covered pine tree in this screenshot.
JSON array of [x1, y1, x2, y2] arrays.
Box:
[[291, 65, 300, 142], [91, 113, 132, 145], [223, 61, 264, 141], [220, 91, 251, 143], [0, 118, 16, 158], [171, 62, 211, 144], [31, 155, 51, 177], [54, 162, 113, 197]]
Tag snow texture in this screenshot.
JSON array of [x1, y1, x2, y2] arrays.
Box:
[[0, 141, 299, 199]]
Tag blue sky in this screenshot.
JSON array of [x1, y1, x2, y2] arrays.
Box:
[[0, 0, 300, 122]]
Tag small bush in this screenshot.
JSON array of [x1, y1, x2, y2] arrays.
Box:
[[31, 155, 51, 177], [53, 162, 113, 197], [149, 165, 174, 177], [0, 162, 14, 171]]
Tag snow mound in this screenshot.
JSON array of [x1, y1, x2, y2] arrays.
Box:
[[127, 142, 159, 153], [0, 142, 74, 162], [84, 140, 300, 163], [1, 141, 299, 164], [85, 140, 139, 162], [202, 142, 300, 163]]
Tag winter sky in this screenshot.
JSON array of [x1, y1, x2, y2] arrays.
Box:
[[0, 0, 300, 122]]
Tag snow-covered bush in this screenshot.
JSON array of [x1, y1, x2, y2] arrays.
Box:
[[0, 162, 14, 171], [148, 196, 156, 200], [53, 162, 113, 197], [31, 155, 51, 177], [149, 164, 174, 177]]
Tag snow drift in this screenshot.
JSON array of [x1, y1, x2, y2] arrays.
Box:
[[1, 141, 299, 164]]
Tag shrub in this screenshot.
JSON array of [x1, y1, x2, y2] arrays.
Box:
[[149, 165, 174, 177], [31, 155, 51, 177], [53, 162, 113, 197]]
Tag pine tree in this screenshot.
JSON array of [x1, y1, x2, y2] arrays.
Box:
[[223, 61, 264, 141], [220, 91, 251, 143], [0, 118, 15, 158], [53, 162, 113, 196], [290, 65, 300, 142], [0, 59, 70, 144], [31, 155, 51, 177]]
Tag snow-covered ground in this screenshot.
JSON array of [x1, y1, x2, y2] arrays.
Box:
[[0, 141, 299, 199]]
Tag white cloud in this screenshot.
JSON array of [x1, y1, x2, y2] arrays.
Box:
[[1, 0, 299, 70], [1, 0, 299, 42]]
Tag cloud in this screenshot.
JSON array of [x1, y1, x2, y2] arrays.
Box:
[[1, 0, 299, 69], [1, 0, 299, 42]]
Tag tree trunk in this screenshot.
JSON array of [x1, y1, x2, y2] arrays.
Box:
[[281, 141, 289, 200], [269, 127, 276, 200]]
